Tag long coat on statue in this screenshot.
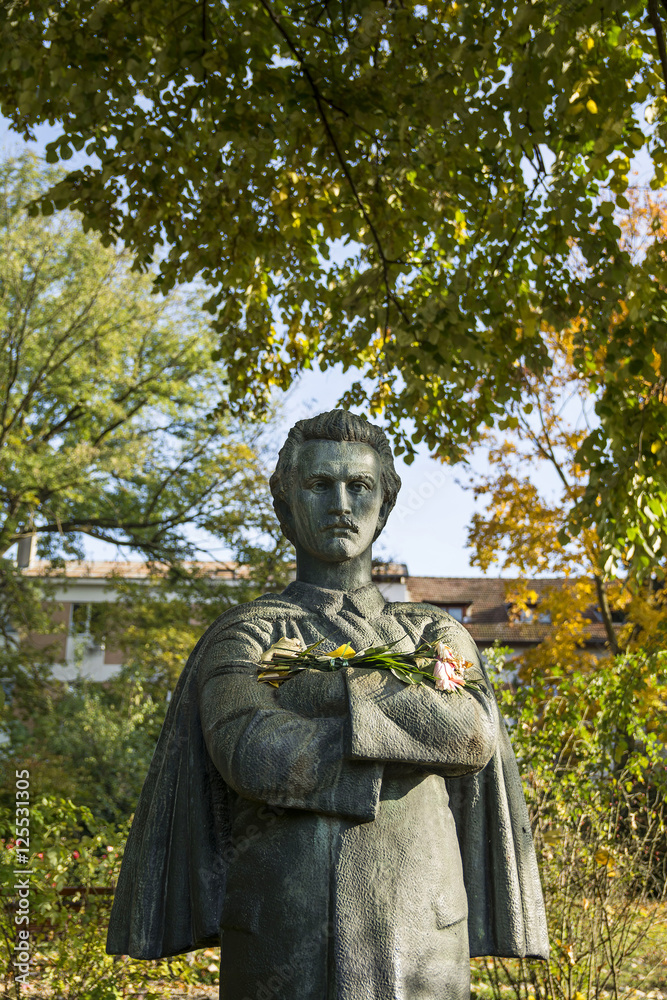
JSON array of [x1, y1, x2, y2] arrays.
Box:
[[107, 581, 549, 1000]]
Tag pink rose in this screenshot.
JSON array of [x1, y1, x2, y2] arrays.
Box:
[[433, 642, 467, 692]]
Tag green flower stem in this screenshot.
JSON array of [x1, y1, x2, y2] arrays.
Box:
[[258, 655, 438, 682]]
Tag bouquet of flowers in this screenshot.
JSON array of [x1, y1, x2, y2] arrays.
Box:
[[257, 633, 480, 693]]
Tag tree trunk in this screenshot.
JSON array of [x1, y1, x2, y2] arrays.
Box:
[[594, 574, 619, 655]]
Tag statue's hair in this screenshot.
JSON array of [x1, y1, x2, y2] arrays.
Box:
[[270, 409, 401, 543]]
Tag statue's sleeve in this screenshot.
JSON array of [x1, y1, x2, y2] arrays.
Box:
[[198, 621, 383, 823], [344, 622, 498, 775]]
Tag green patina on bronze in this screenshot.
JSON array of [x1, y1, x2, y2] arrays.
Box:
[[107, 409, 549, 1000]]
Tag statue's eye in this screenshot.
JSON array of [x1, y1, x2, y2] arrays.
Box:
[[349, 480, 370, 493], [310, 480, 329, 492]]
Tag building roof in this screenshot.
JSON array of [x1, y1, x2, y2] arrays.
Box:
[[21, 562, 616, 649], [405, 575, 615, 647], [24, 560, 409, 585], [406, 575, 557, 609], [22, 560, 243, 580]]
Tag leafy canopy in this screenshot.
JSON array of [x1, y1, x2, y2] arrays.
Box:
[[1, 1, 666, 569]]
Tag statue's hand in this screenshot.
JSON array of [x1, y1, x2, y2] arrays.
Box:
[[275, 666, 349, 718]]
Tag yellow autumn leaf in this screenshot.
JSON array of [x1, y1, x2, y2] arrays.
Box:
[[328, 644, 356, 658], [586, 99, 598, 114]]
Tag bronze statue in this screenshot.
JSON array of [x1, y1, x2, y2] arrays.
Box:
[[107, 409, 548, 999]]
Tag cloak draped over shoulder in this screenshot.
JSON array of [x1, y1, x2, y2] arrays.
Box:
[[107, 582, 548, 988]]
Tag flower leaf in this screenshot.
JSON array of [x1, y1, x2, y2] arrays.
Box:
[[390, 666, 421, 685]]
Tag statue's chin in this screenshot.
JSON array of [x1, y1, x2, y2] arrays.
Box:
[[310, 535, 367, 564]]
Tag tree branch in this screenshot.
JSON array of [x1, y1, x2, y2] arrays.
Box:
[[257, 0, 409, 333], [491, 172, 540, 277], [648, 0, 667, 96], [594, 573, 620, 654], [517, 399, 572, 494], [89, 397, 148, 449], [38, 403, 86, 444], [142, 436, 216, 519]]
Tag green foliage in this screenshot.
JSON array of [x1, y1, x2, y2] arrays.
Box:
[[0, 1, 666, 563], [0, 151, 293, 733], [0, 152, 280, 568], [0, 796, 221, 998], [16, 680, 165, 823], [476, 645, 667, 999]]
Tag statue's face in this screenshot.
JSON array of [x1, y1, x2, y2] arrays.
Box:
[[286, 439, 385, 563]]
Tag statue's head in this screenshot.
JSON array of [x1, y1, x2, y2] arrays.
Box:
[[270, 409, 401, 564]]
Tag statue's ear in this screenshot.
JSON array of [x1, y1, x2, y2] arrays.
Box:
[[274, 498, 297, 545], [372, 500, 390, 542]]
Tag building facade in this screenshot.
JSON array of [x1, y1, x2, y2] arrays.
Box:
[[19, 561, 615, 682]]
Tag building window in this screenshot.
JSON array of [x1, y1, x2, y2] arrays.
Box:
[[425, 602, 470, 622], [516, 606, 551, 625], [70, 604, 107, 648], [443, 606, 467, 622]]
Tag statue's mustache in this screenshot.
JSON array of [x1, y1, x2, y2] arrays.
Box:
[[324, 518, 359, 533]]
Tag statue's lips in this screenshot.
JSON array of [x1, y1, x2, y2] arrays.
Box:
[[323, 522, 359, 534]]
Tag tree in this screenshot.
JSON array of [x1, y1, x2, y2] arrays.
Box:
[[465, 314, 625, 656], [0, 154, 280, 567], [466, 310, 667, 666], [462, 239, 667, 994], [0, 152, 290, 728], [462, 185, 667, 772], [1, 1, 666, 571], [466, 184, 667, 583]]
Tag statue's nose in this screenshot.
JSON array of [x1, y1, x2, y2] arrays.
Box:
[[329, 483, 351, 514]]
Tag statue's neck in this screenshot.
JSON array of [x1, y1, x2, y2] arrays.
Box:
[[295, 546, 373, 592]]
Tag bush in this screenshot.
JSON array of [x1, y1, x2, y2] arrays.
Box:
[[1, 796, 220, 999], [471, 648, 667, 1000]]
